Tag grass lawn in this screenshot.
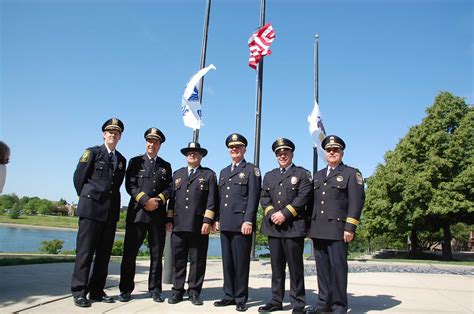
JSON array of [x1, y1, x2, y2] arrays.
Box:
[[0, 214, 79, 229]]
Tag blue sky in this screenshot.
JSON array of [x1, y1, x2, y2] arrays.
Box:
[[1, 0, 472, 205]]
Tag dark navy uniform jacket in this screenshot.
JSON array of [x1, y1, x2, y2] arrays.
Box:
[[308, 163, 365, 240], [260, 165, 313, 238], [73, 144, 126, 222], [125, 154, 172, 224], [218, 160, 261, 232], [167, 166, 218, 233]]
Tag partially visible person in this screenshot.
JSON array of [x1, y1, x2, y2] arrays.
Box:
[[214, 133, 261, 312], [167, 142, 218, 306], [118, 127, 172, 303], [259, 138, 313, 314], [0, 141, 10, 193], [71, 118, 127, 308], [306, 135, 365, 314]]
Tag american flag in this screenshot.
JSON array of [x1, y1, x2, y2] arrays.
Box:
[[248, 23, 275, 69]]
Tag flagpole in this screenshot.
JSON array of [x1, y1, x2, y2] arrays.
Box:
[[313, 34, 319, 175], [193, 0, 212, 143], [308, 33, 319, 261], [165, 0, 212, 285], [251, 0, 266, 261]]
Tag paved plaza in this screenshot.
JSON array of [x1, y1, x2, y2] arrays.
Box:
[[0, 259, 473, 313]]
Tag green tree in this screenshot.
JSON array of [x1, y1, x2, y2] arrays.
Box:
[[8, 202, 21, 219], [0, 194, 19, 214], [40, 239, 64, 254], [255, 206, 268, 252], [364, 92, 473, 260]]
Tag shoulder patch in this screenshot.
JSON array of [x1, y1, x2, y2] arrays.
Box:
[[80, 150, 90, 163], [356, 172, 363, 185], [254, 167, 261, 177]]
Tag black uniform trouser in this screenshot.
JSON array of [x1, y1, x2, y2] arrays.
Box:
[[313, 239, 348, 314], [119, 221, 166, 294], [220, 231, 252, 304], [171, 231, 209, 296], [71, 217, 117, 297], [268, 236, 305, 309]]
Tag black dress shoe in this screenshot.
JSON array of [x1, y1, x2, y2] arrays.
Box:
[[151, 292, 164, 303], [292, 307, 305, 314], [168, 293, 183, 304], [89, 293, 114, 303], [236, 303, 248, 312], [305, 307, 332, 314], [214, 299, 237, 307], [189, 294, 204, 305], [258, 303, 283, 312], [118, 292, 131, 302], [73, 295, 91, 308]]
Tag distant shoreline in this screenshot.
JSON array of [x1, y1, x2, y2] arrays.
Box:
[[0, 222, 77, 232], [0, 222, 129, 236]]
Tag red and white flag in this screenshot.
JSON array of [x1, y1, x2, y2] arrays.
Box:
[[248, 23, 275, 69]]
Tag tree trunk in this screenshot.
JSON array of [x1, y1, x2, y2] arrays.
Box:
[[409, 230, 422, 258], [442, 223, 453, 261]]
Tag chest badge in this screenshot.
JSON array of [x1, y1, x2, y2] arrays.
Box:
[[291, 176, 298, 185], [239, 172, 246, 179], [336, 175, 344, 182], [118, 162, 123, 170], [175, 178, 182, 187], [161, 168, 167, 175], [199, 177, 206, 183]]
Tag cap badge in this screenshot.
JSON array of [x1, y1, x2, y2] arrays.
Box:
[[151, 128, 157, 135], [277, 138, 284, 146], [232, 134, 238, 141], [112, 118, 118, 126], [190, 143, 196, 148]]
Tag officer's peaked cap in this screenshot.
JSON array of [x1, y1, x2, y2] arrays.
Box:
[[181, 142, 208, 157], [272, 138, 295, 153], [102, 118, 124, 133], [226, 133, 248, 147], [322, 135, 346, 150], [144, 127, 165, 143]]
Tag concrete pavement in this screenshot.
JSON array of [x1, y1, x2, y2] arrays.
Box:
[[0, 259, 473, 313]]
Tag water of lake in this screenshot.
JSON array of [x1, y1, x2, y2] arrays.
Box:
[[0, 224, 312, 257]]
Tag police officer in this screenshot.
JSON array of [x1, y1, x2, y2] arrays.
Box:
[[306, 135, 365, 314], [213, 133, 261, 312], [118, 127, 172, 303], [71, 118, 126, 307], [166, 142, 218, 306], [259, 138, 313, 314]]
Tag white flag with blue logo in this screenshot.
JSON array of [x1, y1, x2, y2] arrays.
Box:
[[181, 64, 216, 130], [308, 99, 327, 162]]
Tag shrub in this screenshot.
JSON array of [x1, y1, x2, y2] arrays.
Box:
[[40, 239, 64, 254], [111, 240, 124, 256]]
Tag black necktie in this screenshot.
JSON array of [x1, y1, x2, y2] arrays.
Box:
[[189, 168, 194, 178], [280, 168, 286, 174], [231, 164, 236, 172], [109, 152, 115, 169]]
